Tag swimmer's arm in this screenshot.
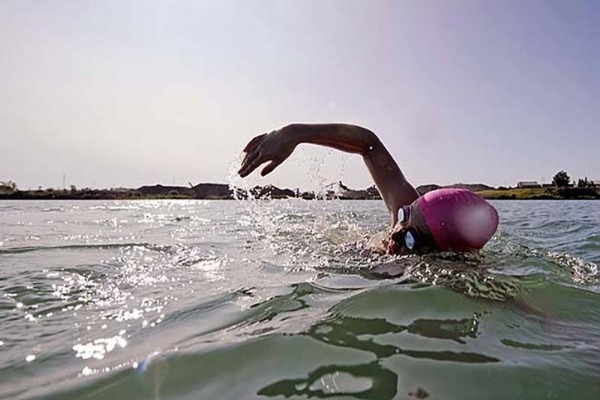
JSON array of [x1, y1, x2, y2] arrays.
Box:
[[238, 123, 419, 226]]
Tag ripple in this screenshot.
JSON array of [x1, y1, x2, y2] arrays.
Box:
[[0, 243, 149, 254], [2, 200, 600, 400], [500, 339, 568, 351]]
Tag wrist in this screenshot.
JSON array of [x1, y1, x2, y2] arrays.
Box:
[[280, 123, 303, 147]]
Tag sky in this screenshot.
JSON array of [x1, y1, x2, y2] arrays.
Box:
[[1, 0, 599, 191]]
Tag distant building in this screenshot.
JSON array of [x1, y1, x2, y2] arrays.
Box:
[[591, 180, 600, 188], [517, 181, 541, 188], [322, 181, 381, 199]]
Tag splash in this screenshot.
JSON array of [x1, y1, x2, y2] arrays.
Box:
[[546, 251, 598, 285]]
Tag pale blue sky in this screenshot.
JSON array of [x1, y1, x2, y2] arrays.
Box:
[[1, 0, 598, 190]]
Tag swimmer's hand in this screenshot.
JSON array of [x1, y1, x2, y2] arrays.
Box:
[[238, 127, 297, 177], [238, 123, 418, 228]]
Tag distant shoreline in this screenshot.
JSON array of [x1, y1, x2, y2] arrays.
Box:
[[1, 183, 598, 201], [476, 187, 600, 200]]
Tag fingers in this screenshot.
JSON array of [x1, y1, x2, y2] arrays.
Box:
[[238, 134, 267, 177], [239, 131, 281, 177], [260, 159, 280, 176], [243, 134, 267, 153], [241, 149, 255, 168], [239, 145, 260, 175], [238, 162, 256, 178], [238, 150, 262, 177]]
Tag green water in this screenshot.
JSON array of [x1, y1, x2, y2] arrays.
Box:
[[0, 200, 598, 399]]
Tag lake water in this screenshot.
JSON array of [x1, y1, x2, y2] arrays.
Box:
[[0, 199, 598, 399]]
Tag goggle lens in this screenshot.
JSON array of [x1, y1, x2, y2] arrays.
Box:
[[398, 206, 410, 224], [405, 230, 416, 250]]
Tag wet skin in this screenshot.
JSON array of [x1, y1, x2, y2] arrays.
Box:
[[238, 123, 420, 228]]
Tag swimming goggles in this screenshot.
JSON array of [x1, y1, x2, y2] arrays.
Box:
[[393, 206, 418, 251], [398, 205, 410, 225], [392, 227, 421, 252], [393, 205, 433, 253]]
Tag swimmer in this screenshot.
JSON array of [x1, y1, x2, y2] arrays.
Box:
[[239, 124, 498, 255]]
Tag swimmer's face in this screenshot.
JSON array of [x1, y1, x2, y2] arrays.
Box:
[[387, 202, 436, 255]]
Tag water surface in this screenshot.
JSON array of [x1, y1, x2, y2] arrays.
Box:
[[0, 200, 598, 399]]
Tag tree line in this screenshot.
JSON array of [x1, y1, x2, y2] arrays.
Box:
[[552, 171, 597, 188]]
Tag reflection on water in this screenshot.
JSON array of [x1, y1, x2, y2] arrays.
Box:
[[0, 200, 599, 399], [258, 286, 495, 400]]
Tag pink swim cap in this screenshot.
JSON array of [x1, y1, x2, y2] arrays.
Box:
[[415, 188, 499, 251]]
